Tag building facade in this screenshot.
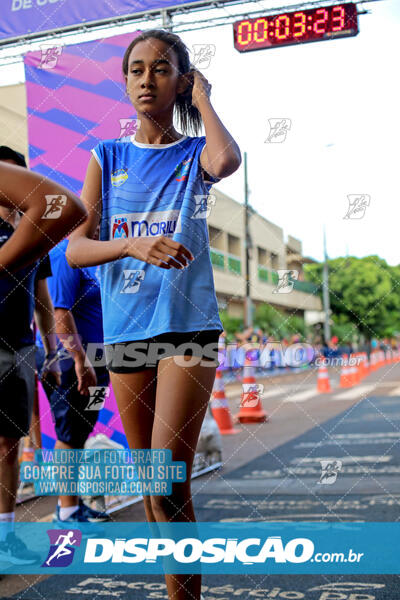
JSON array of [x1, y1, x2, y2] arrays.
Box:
[[206, 187, 322, 320]]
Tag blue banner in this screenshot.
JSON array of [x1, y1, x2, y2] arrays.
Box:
[[1, 0, 205, 42], [1, 522, 399, 574]]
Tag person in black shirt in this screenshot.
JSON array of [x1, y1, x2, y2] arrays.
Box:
[[0, 147, 78, 565]]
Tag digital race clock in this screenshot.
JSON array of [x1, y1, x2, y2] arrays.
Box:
[[233, 3, 359, 52]]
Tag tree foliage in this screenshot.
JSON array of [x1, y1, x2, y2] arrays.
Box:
[[304, 256, 400, 339]]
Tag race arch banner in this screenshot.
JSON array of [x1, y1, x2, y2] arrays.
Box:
[[1, 0, 202, 43], [23, 31, 140, 194]]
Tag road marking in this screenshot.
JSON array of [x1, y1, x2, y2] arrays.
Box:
[[283, 388, 317, 403], [226, 386, 290, 399], [263, 386, 290, 399], [389, 386, 400, 396], [333, 384, 375, 401]]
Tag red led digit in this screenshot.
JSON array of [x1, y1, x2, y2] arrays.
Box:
[[293, 12, 306, 38], [254, 18, 268, 43], [275, 14, 290, 40], [314, 8, 329, 34], [332, 5, 346, 31], [237, 21, 252, 46], [233, 3, 358, 52]]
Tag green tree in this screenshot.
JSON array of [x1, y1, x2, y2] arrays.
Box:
[[304, 255, 400, 339]]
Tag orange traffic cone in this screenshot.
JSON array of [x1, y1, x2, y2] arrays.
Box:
[[210, 370, 240, 435], [352, 354, 361, 385], [363, 353, 370, 377], [347, 354, 359, 386], [317, 365, 332, 393], [235, 359, 268, 423], [340, 355, 353, 388]]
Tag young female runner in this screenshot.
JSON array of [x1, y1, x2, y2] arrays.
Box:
[[67, 29, 241, 599]]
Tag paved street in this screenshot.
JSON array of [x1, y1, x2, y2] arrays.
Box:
[[2, 363, 400, 599]]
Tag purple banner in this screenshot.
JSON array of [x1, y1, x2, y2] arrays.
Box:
[[1, 0, 201, 42], [24, 31, 140, 194]]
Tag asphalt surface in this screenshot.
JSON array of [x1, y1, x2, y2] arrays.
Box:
[[1, 363, 400, 599]]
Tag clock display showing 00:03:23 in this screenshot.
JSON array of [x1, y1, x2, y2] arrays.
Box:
[[233, 3, 359, 52]]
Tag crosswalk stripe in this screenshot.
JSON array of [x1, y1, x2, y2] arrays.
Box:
[[283, 389, 317, 403], [389, 386, 400, 396], [333, 384, 374, 401]]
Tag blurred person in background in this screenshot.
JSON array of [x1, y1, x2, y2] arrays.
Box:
[[0, 146, 86, 563]]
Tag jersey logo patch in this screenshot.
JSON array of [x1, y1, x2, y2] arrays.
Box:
[[111, 210, 182, 240], [111, 168, 128, 187], [175, 158, 192, 182], [112, 217, 129, 239]]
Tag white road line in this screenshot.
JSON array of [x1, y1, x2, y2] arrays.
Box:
[[262, 386, 290, 399], [283, 388, 317, 403], [333, 384, 375, 401], [226, 386, 290, 399], [389, 386, 400, 396]]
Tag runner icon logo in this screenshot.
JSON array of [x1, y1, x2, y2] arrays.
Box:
[[42, 529, 82, 568], [120, 269, 145, 294], [318, 460, 343, 485], [241, 384, 264, 407], [273, 270, 299, 294], [119, 118, 139, 138], [40, 45, 63, 69], [85, 386, 110, 411], [42, 195, 67, 219], [344, 194, 371, 219], [265, 118, 291, 143], [191, 194, 216, 219]]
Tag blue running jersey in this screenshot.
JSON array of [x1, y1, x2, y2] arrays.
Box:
[[90, 134, 223, 344]]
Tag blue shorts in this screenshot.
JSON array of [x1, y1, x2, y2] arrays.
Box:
[[105, 329, 223, 374], [37, 347, 110, 447]]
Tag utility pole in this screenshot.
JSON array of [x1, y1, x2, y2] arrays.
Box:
[[322, 226, 331, 343], [244, 151, 253, 328]]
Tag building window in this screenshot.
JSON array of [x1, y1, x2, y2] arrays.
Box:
[[210, 248, 225, 269], [228, 256, 241, 275], [228, 233, 241, 256], [258, 247, 267, 266], [258, 266, 269, 282], [271, 252, 279, 269], [208, 225, 224, 250]]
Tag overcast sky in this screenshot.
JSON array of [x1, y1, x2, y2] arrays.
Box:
[[0, 0, 397, 264]]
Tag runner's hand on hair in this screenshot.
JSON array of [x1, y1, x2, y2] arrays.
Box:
[[187, 67, 212, 110], [126, 236, 194, 269]]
